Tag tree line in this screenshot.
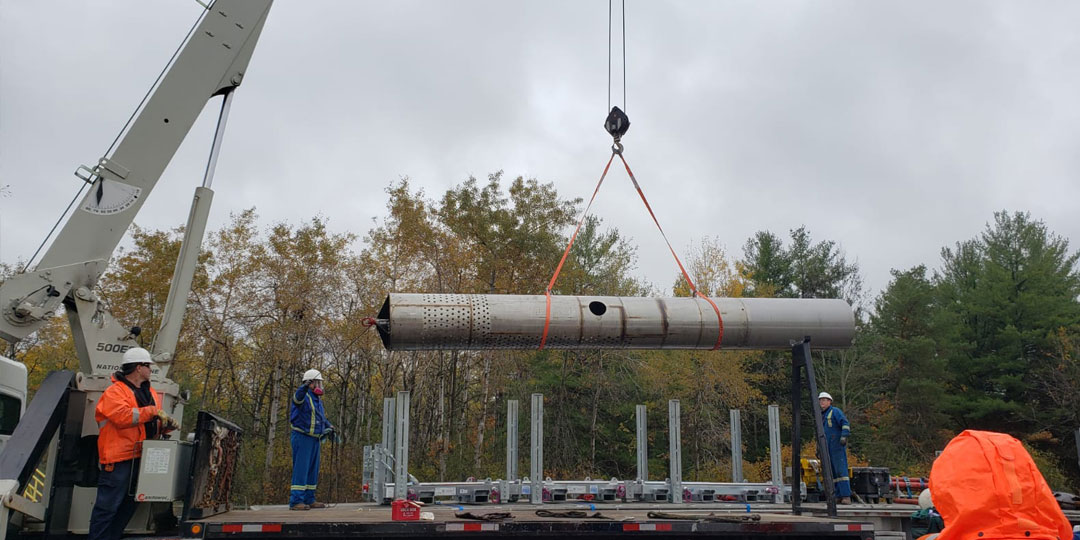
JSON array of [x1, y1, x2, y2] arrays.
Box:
[[6, 172, 1079, 503]]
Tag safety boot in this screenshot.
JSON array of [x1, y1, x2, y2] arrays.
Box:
[[290, 503, 310, 511], [308, 502, 327, 509]]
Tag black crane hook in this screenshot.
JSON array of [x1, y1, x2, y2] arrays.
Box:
[[604, 106, 630, 154]]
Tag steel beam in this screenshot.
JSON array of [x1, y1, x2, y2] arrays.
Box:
[[374, 397, 395, 502], [730, 409, 743, 482], [394, 392, 410, 500], [506, 400, 518, 482], [636, 404, 648, 482], [530, 394, 544, 504], [769, 404, 783, 503], [668, 399, 682, 504]]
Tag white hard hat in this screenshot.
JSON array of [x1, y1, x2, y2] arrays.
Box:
[[818, 392, 833, 401], [302, 369, 323, 382], [121, 347, 153, 366], [918, 488, 933, 510]]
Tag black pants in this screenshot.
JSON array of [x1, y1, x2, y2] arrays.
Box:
[[88, 460, 139, 540]]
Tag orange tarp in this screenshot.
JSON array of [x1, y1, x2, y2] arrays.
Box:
[[929, 430, 1072, 540]]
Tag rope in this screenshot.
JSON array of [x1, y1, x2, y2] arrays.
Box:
[[455, 512, 513, 522], [535, 509, 611, 519], [646, 511, 761, 523]]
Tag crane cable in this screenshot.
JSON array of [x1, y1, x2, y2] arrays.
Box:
[[607, 0, 626, 114], [22, 6, 210, 273], [539, 1, 723, 351]]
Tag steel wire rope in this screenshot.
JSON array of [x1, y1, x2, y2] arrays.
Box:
[[22, 5, 211, 272], [607, 0, 627, 113]]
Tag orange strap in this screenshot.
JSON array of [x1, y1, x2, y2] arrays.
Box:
[[616, 153, 723, 350], [538, 152, 723, 350], [539, 154, 618, 349]]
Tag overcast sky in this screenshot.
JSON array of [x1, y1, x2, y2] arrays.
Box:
[[3, 1, 1079, 306]]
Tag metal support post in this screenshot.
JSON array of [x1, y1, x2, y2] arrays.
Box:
[[507, 400, 519, 481], [362, 446, 373, 502], [636, 404, 648, 482], [730, 409, 743, 482], [792, 337, 837, 517], [371, 445, 383, 503], [668, 399, 683, 504], [768, 404, 783, 503], [374, 397, 395, 502], [394, 391, 410, 500], [530, 393, 544, 504]]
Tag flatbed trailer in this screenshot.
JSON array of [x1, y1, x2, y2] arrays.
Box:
[[180, 502, 1080, 540], [181, 502, 876, 540]]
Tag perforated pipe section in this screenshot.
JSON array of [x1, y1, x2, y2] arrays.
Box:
[[419, 294, 474, 349], [380, 293, 856, 351]]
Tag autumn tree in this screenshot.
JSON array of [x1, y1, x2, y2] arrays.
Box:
[[438, 172, 579, 294]]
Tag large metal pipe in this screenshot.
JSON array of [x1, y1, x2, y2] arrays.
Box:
[[374, 293, 854, 350]]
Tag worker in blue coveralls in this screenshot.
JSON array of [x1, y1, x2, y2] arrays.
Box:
[[289, 369, 336, 510], [818, 391, 852, 504]]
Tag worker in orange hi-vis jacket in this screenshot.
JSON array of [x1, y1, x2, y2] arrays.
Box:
[[89, 347, 178, 540], [919, 430, 1072, 540]]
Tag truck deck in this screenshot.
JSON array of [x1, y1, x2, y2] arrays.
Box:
[[182, 502, 876, 540]]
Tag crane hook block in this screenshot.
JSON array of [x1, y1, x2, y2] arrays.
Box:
[[604, 106, 630, 141]]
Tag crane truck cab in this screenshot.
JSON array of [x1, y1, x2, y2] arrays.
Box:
[[0, 355, 27, 455]]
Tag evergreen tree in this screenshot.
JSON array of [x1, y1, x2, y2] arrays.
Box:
[[937, 211, 1080, 430], [863, 265, 949, 468]]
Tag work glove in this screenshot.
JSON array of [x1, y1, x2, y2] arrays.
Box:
[[840, 437, 848, 446], [156, 410, 180, 433], [164, 416, 180, 433], [322, 427, 343, 444]]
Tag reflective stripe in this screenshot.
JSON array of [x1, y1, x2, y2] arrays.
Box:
[[132, 408, 140, 426], [307, 484, 317, 490], [826, 409, 833, 427], [306, 394, 316, 436], [290, 485, 306, 491], [98, 419, 108, 429], [834, 476, 850, 482]]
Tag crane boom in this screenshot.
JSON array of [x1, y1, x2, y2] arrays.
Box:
[[0, 3, 273, 538], [0, 0, 272, 351]]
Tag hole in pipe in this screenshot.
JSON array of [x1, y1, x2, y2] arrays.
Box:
[[589, 301, 607, 316]]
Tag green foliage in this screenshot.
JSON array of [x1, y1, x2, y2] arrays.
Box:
[[13, 171, 1080, 502], [742, 226, 863, 305], [936, 211, 1080, 430], [863, 265, 949, 466]]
